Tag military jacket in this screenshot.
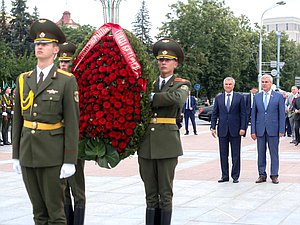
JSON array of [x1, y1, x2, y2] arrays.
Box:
[[12, 66, 80, 167], [138, 75, 190, 159], [3, 94, 13, 115]]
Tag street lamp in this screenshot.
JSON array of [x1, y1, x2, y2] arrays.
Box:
[[258, 1, 286, 91]]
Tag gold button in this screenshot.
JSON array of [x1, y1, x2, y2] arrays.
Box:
[[31, 130, 35, 134], [32, 122, 37, 129], [50, 97, 53, 100], [151, 128, 155, 131], [154, 113, 157, 117], [33, 103, 37, 107], [33, 112, 37, 117]]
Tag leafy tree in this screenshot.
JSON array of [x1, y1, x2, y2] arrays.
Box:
[[157, 0, 255, 100], [60, 25, 96, 46], [131, 0, 153, 52], [9, 0, 33, 56]]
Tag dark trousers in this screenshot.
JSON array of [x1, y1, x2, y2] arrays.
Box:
[[138, 157, 178, 209], [295, 119, 300, 143], [218, 135, 241, 180], [22, 166, 66, 225], [184, 110, 197, 133], [2, 115, 11, 143], [257, 133, 279, 177], [286, 117, 292, 136], [65, 159, 86, 206]]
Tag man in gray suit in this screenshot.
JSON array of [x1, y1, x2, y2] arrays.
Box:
[[251, 74, 285, 184], [286, 86, 299, 143]]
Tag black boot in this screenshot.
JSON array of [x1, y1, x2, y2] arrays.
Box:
[[74, 205, 85, 225], [64, 205, 74, 225], [160, 209, 172, 225], [146, 208, 155, 225]]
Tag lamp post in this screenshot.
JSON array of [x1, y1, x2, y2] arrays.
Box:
[[258, 1, 286, 92], [100, 0, 122, 24]]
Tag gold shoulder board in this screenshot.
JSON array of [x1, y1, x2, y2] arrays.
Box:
[[57, 69, 73, 77]]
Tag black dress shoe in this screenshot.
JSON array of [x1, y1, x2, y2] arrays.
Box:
[[295, 142, 299, 146], [290, 140, 296, 144], [271, 176, 279, 184], [194, 132, 198, 135], [218, 178, 229, 183], [255, 176, 267, 183], [233, 179, 239, 183], [4, 142, 11, 145], [0, 143, 3, 146], [184, 132, 189, 135]]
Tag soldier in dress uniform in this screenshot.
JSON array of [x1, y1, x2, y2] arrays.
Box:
[[138, 38, 190, 225], [10, 83, 16, 144], [2, 83, 12, 145], [0, 86, 3, 146], [12, 18, 80, 225], [59, 42, 86, 225]]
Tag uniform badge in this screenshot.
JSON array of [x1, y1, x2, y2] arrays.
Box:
[[39, 32, 46, 38], [47, 89, 58, 94], [180, 85, 189, 91], [74, 91, 79, 103], [162, 50, 168, 55], [63, 53, 67, 57]]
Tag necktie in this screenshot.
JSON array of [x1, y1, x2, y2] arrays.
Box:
[[226, 93, 231, 112], [186, 96, 190, 109], [37, 72, 44, 89], [160, 79, 165, 91], [264, 92, 268, 110]]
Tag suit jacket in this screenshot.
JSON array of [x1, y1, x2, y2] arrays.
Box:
[[210, 92, 247, 137], [182, 95, 197, 114], [12, 66, 80, 167], [293, 97, 300, 121], [251, 90, 285, 137], [138, 75, 190, 159], [245, 93, 252, 116]]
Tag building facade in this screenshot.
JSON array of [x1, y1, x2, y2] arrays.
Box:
[[263, 17, 300, 44]]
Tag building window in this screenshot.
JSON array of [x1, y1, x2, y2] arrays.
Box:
[[276, 24, 278, 31], [286, 23, 288, 31], [266, 25, 269, 32]]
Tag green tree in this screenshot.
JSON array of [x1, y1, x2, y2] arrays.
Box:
[[131, 0, 153, 52], [0, 0, 10, 43], [157, 0, 255, 99], [60, 25, 96, 46], [32, 6, 39, 21], [9, 0, 33, 56]]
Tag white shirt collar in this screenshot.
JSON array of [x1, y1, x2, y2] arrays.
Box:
[[159, 75, 173, 85], [36, 64, 54, 82]]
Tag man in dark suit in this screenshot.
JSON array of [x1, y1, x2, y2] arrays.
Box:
[[210, 77, 247, 183], [245, 87, 258, 123], [182, 91, 197, 135], [293, 95, 300, 146], [251, 74, 285, 184], [12, 19, 79, 224], [138, 38, 190, 225]]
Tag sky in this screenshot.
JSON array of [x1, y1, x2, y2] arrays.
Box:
[[3, 0, 300, 39]]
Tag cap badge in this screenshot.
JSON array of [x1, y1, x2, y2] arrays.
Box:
[[162, 50, 168, 55], [162, 40, 170, 43], [39, 32, 45, 38], [38, 19, 47, 23], [63, 53, 67, 57]]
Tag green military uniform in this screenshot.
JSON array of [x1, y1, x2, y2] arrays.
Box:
[[10, 83, 16, 143], [12, 19, 79, 225], [59, 42, 86, 225], [2, 84, 12, 145], [138, 38, 190, 225], [0, 88, 3, 146]]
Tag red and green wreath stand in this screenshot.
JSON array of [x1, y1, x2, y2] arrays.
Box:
[[71, 23, 155, 169]]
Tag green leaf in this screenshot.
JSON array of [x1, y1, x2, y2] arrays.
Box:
[[97, 144, 120, 169]]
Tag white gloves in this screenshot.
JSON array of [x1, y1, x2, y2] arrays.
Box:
[[149, 92, 155, 101], [13, 159, 22, 174], [59, 163, 76, 179]]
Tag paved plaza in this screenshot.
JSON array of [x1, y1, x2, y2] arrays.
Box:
[[0, 120, 299, 225]]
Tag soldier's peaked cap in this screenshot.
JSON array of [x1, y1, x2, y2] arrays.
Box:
[[59, 42, 77, 61], [153, 38, 184, 64], [30, 18, 66, 44]]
